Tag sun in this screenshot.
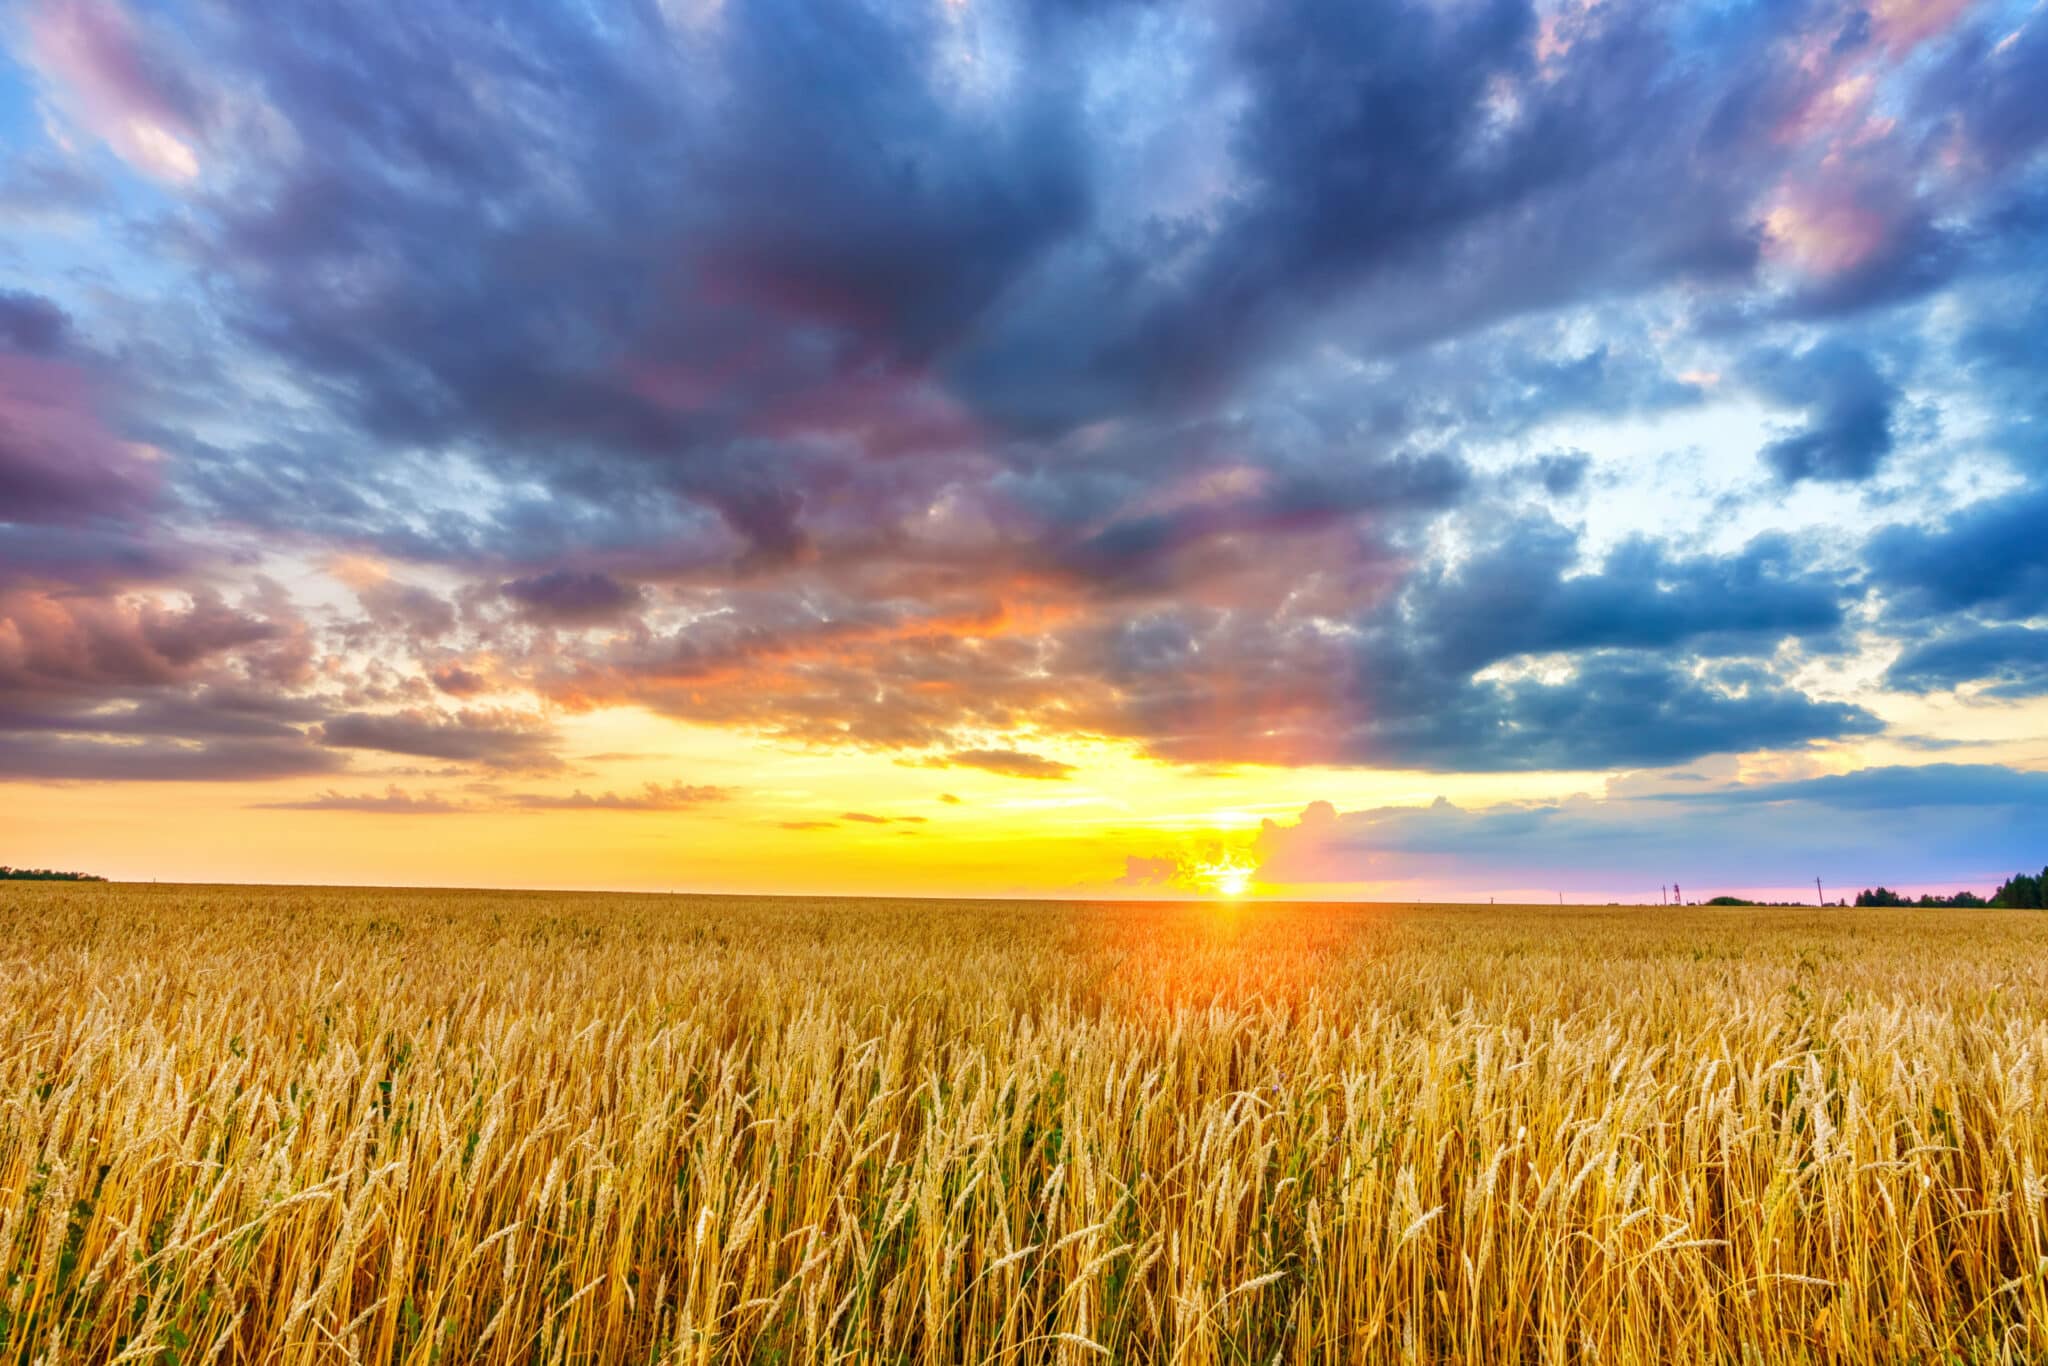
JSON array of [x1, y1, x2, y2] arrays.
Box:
[[1199, 858, 1255, 899]]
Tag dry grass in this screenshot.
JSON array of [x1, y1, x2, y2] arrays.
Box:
[[2, 883, 2046, 1364]]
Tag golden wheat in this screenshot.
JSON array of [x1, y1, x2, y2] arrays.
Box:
[[2, 883, 2046, 1363]]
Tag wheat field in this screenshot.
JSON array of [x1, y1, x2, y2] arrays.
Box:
[[2, 884, 2046, 1364]]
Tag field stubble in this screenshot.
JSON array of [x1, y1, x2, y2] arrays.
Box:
[[2, 884, 2046, 1363]]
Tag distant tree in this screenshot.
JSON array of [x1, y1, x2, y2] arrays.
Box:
[[1856, 884, 2011, 908], [1991, 868, 2047, 909], [0, 866, 107, 882], [1705, 895, 1755, 906]]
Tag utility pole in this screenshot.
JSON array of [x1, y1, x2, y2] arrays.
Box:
[[1816, 876, 1824, 907]]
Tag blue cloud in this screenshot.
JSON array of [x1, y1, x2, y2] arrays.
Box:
[[1870, 484, 2048, 621], [1, 0, 2043, 801], [1887, 626, 2048, 697], [1747, 341, 1896, 484], [1256, 764, 2048, 895]]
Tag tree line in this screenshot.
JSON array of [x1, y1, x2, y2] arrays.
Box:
[[0, 866, 107, 881], [1855, 866, 2047, 909]]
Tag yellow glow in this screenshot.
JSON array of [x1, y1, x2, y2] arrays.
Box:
[[1, 689, 2026, 897], [1198, 857, 1255, 899]]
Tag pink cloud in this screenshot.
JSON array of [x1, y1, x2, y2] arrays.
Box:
[[24, 0, 206, 181], [0, 351, 162, 525], [1763, 187, 1891, 276], [1868, 0, 1976, 55]]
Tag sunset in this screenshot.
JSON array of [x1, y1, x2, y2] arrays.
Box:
[[2, 0, 2043, 902], [4, 0, 2048, 1359]]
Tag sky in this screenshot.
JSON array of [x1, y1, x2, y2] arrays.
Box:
[[1, 0, 2044, 902]]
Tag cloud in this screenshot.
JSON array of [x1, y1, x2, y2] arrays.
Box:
[[1917, 13, 2048, 177], [1252, 764, 2048, 895], [22, 0, 208, 182], [1748, 342, 1897, 484], [0, 153, 110, 224], [345, 577, 457, 643], [1676, 763, 2048, 811], [0, 733, 341, 782], [0, 585, 330, 784], [0, 339, 164, 531], [0, 0, 2041, 817], [498, 506, 1870, 776], [256, 779, 729, 813], [501, 569, 645, 626], [949, 0, 1777, 431], [430, 663, 491, 697], [256, 785, 466, 813], [839, 811, 927, 825], [1514, 450, 1592, 498], [502, 781, 730, 811], [0, 291, 70, 355], [1885, 626, 2048, 697], [1400, 520, 1853, 673], [0, 588, 285, 691], [1868, 485, 2048, 622], [315, 708, 562, 771], [925, 748, 1075, 780], [1067, 516, 1872, 772], [1114, 855, 1179, 890]]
